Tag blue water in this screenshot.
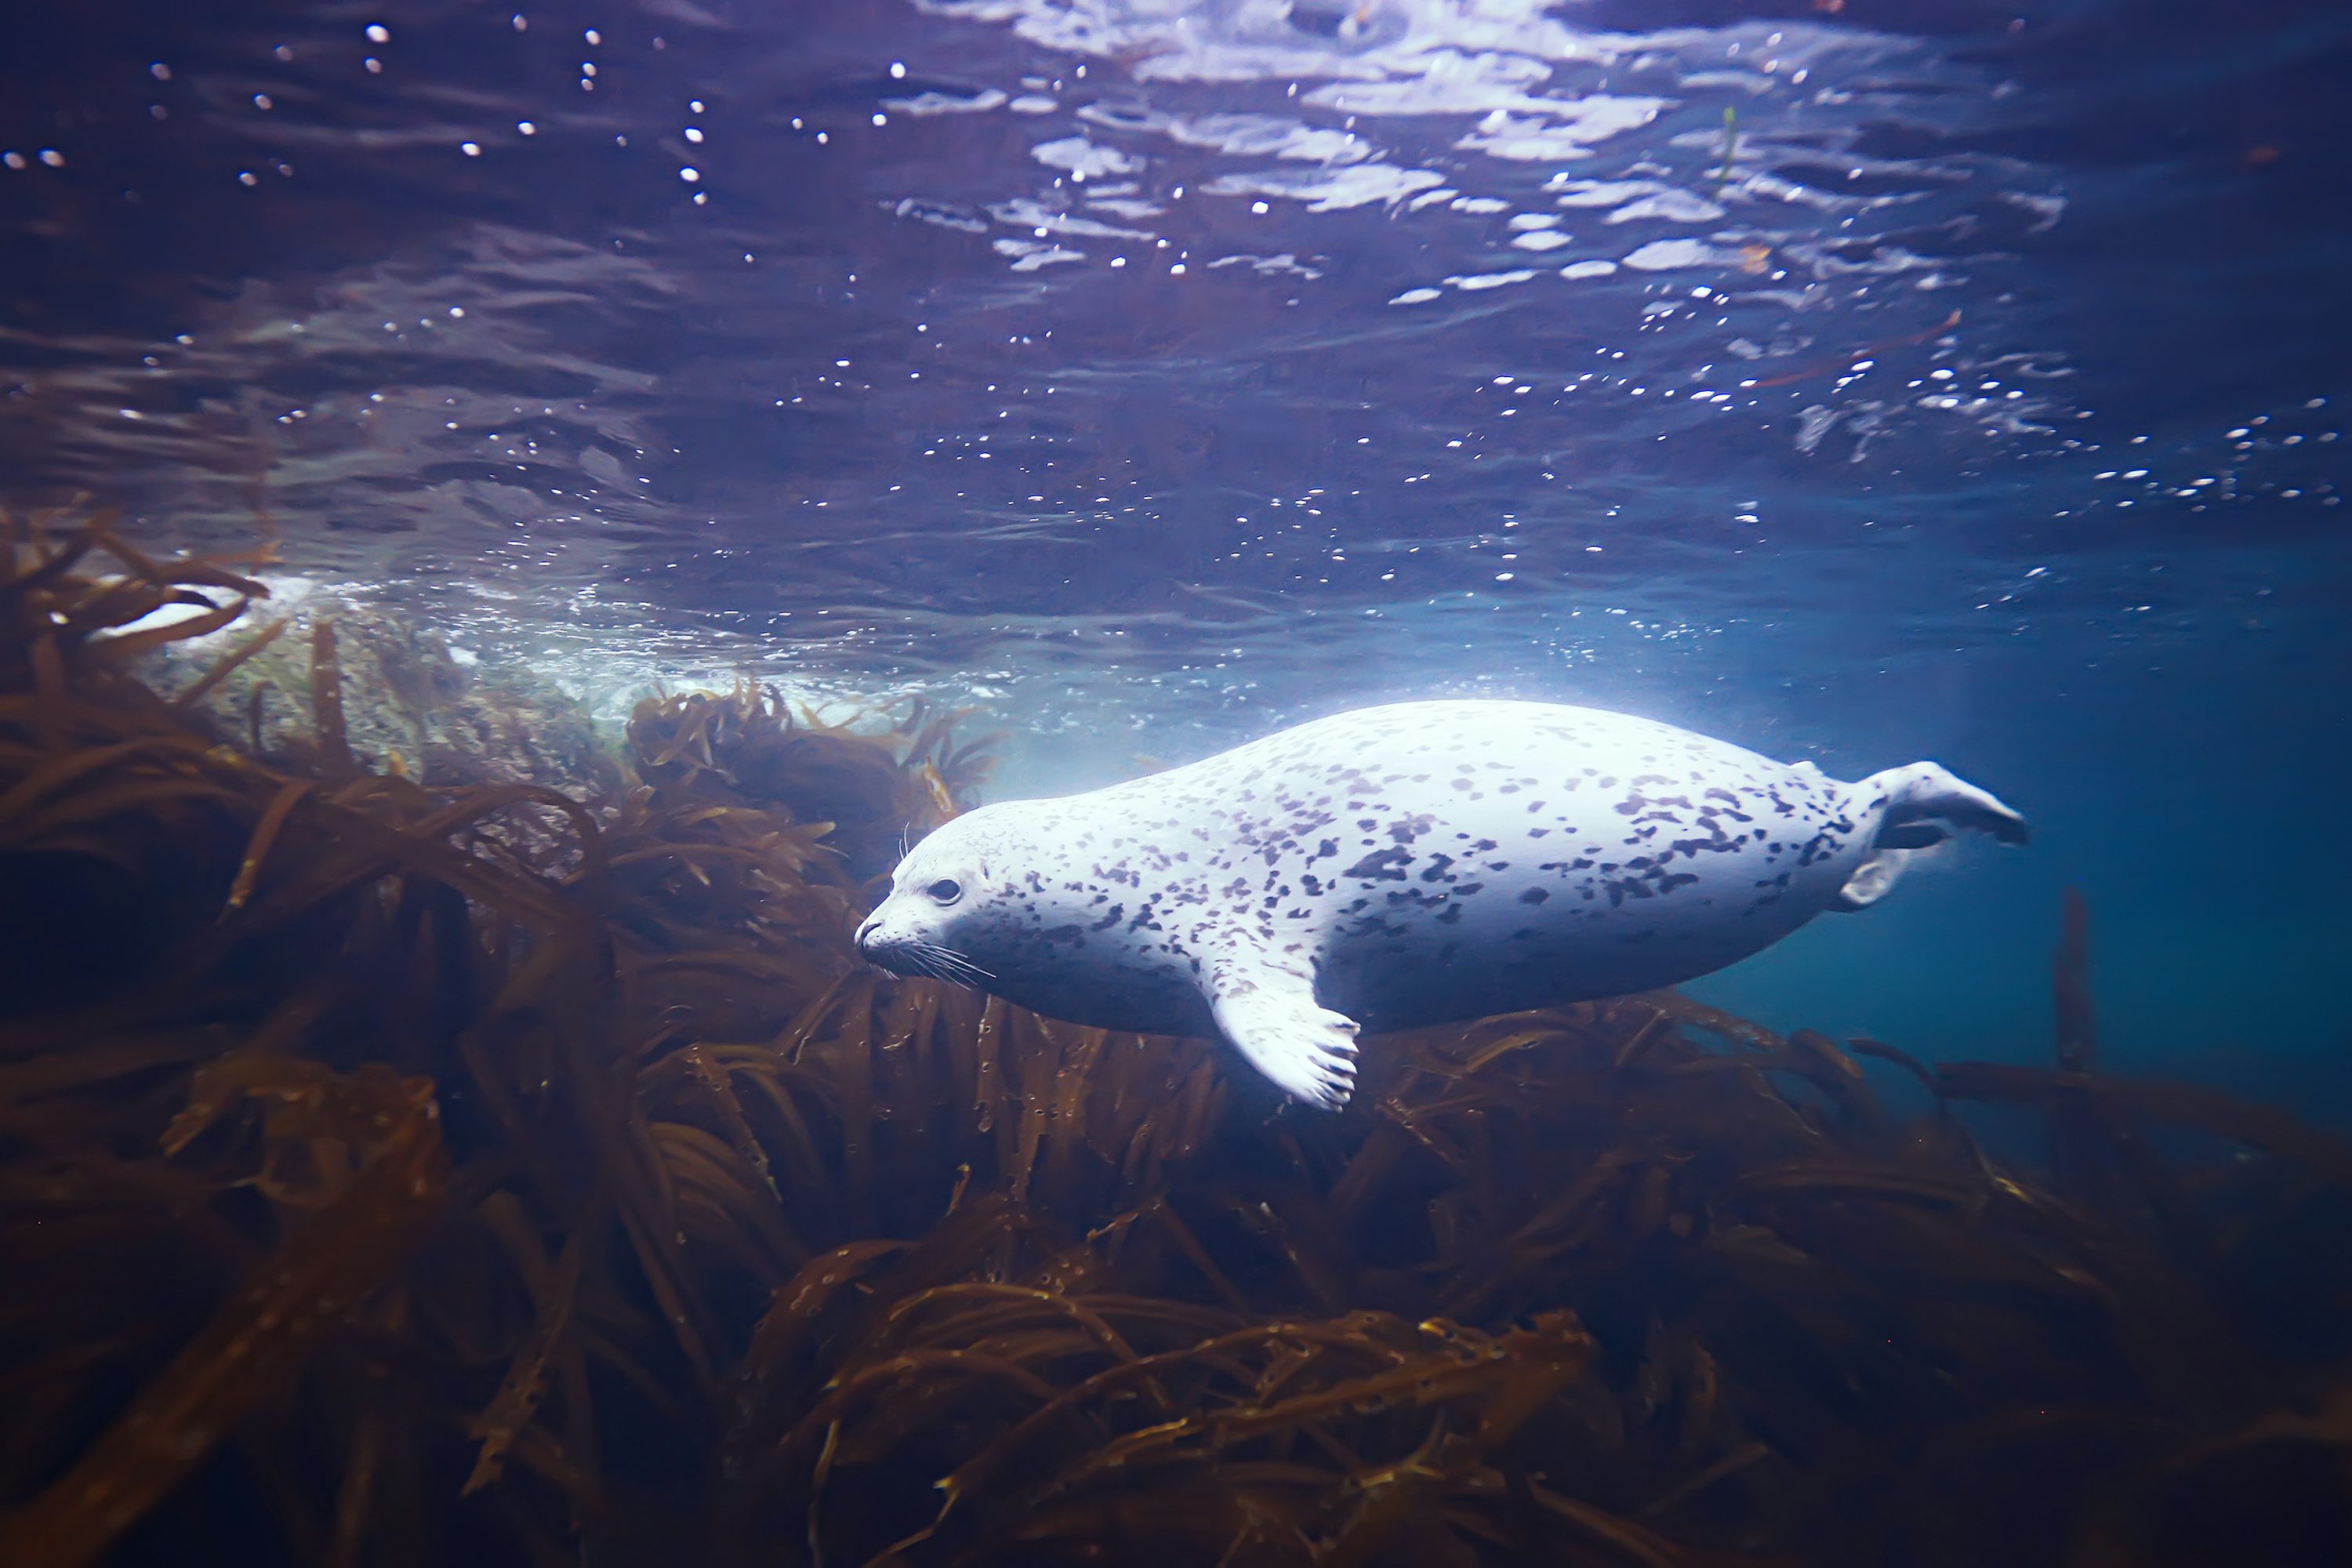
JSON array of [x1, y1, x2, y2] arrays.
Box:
[[4, 1, 2347, 1104]]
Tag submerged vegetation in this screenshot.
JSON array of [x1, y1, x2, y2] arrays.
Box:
[[2, 514, 2348, 1567]]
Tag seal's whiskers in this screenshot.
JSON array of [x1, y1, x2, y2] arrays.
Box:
[[879, 939, 990, 988], [910, 941, 992, 985]]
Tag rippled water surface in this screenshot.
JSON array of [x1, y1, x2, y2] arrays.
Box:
[[5, 0, 2349, 1087]]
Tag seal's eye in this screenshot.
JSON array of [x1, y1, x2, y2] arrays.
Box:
[[925, 877, 963, 905]]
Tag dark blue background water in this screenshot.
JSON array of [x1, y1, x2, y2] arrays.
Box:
[[4, 1, 2347, 1103]]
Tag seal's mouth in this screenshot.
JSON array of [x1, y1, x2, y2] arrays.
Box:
[[853, 916, 907, 975], [854, 922, 992, 988]]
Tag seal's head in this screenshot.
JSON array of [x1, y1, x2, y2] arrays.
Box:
[[854, 807, 1017, 986], [853, 797, 1221, 1039]]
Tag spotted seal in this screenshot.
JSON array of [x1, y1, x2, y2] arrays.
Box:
[[855, 699, 2027, 1109]]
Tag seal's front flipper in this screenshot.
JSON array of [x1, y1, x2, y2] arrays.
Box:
[[1858, 761, 2030, 848], [1206, 960, 1359, 1110]]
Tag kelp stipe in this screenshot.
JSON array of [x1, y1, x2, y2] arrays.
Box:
[[1, 517, 2347, 1567]]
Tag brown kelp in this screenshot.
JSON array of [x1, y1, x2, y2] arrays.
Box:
[[2, 514, 2348, 1568]]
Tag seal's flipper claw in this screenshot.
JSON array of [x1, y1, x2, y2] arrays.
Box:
[[1207, 971, 1360, 1110]]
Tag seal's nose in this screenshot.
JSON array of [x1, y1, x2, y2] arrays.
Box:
[[854, 915, 881, 955]]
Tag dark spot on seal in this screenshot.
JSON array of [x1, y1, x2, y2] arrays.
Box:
[[1341, 847, 1413, 881], [1387, 813, 1436, 845]]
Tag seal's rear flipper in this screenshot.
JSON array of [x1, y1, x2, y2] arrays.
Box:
[[1877, 820, 1951, 851], [1858, 760, 2030, 848], [1830, 761, 2027, 913], [1207, 960, 1359, 1110], [1831, 849, 1913, 910]]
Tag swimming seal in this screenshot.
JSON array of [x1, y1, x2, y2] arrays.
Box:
[[855, 699, 2026, 1109]]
